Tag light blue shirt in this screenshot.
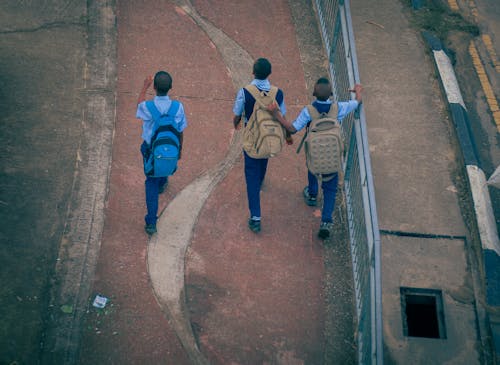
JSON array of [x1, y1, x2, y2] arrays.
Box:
[[292, 99, 359, 131], [232, 79, 286, 120], [136, 95, 187, 145]]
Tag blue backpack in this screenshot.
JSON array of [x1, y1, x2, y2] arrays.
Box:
[[144, 100, 181, 177]]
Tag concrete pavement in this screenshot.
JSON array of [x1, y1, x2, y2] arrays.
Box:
[[80, 0, 355, 364], [352, 0, 492, 362], [0, 0, 496, 363]]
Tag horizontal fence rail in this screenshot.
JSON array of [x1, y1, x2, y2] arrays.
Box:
[[314, 0, 383, 363]]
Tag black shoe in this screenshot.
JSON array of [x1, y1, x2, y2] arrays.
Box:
[[303, 187, 317, 206], [318, 221, 333, 239], [145, 223, 157, 235], [248, 218, 261, 233]]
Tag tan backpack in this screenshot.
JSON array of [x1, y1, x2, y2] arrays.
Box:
[[242, 85, 286, 159], [297, 103, 343, 179]]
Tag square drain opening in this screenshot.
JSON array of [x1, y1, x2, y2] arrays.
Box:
[[400, 287, 446, 339]]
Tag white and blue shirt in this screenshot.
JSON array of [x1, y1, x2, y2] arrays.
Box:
[[233, 79, 286, 122], [136, 95, 187, 145], [292, 99, 359, 131]]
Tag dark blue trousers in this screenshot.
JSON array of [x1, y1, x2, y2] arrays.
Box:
[[308, 171, 338, 223], [244, 151, 268, 219], [141, 142, 167, 225]]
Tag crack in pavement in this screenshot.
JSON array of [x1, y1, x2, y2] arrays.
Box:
[[0, 21, 86, 34]]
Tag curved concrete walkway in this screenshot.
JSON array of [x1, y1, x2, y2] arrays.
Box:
[[147, 1, 253, 363]]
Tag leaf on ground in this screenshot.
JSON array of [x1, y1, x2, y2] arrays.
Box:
[[60, 304, 73, 314]]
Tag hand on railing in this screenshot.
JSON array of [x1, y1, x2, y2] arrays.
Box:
[[349, 83, 363, 104]]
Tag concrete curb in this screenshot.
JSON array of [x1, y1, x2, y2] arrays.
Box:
[[43, 1, 117, 363], [423, 30, 500, 355]]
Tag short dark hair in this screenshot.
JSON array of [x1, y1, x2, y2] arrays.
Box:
[[154, 71, 172, 95], [253, 58, 272, 80], [313, 77, 333, 100]]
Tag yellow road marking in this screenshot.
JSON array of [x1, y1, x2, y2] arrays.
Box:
[[469, 41, 500, 132], [448, 0, 459, 11], [482, 34, 500, 73]]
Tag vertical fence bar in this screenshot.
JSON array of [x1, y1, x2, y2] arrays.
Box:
[[314, 0, 383, 363]]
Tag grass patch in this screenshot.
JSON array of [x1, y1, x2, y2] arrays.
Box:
[[406, 0, 479, 39]]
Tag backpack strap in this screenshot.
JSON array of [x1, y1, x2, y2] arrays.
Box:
[[244, 84, 279, 109], [307, 102, 339, 121], [327, 102, 339, 120], [297, 104, 318, 154], [306, 104, 321, 121], [146, 100, 180, 123], [146, 100, 182, 145], [296, 131, 307, 154]]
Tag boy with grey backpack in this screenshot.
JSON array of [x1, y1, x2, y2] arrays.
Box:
[[269, 78, 363, 239]]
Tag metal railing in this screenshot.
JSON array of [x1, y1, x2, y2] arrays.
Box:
[[314, 0, 383, 363]]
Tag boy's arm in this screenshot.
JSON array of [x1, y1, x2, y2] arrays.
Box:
[[137, 75, 153, 105], [233, 115, 242, 130], [267, 102, 297, 134], [232, 88, 245, 130]]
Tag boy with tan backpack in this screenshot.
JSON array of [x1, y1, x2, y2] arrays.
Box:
[[232, 58, 292, 233], [269, 77, 363, 239]]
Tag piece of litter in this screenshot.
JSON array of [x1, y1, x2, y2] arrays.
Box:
[[92, 294, 108, 309], [60, 304, 73, 314], [366, 20, 385, 29]]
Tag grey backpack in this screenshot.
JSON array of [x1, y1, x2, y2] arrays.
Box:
[[297, 103, 343, 177]]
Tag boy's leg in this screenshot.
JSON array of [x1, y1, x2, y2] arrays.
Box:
[[318, 173, 338, 239], [307, 170, 319, 196], [304, 170, 318, 206], [145, 176, 160, 226], [244, 152, 263, 219], [321, 173, 339, 223], [141, 141, 159, 234], [158, 176, 168, 194], [258, 158, 269, 189]]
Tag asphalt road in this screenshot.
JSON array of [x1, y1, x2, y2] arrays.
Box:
[[451, 0, 500, 235], [475, 0, 500, 234], [0, 1, 88, 363], [0, 1, 115, 363]]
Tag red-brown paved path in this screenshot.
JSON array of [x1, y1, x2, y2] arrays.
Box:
[[80, 1, 330, 363]]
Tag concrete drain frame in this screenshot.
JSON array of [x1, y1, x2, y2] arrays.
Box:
[[400, 287, 447, 339]]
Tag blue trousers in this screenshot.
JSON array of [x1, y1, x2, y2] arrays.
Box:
[[141, 142, 167, 225], [244, 151, 268, 219], [308, 171, 338, 223]]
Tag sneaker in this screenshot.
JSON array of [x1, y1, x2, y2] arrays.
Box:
[[144, 223, 157, 235], [248, 218, 261, 233], [303, 187, 317, 206], [318, 221, 333, 239]]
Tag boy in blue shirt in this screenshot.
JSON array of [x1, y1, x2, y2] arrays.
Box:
[[232, 58, 291, 233], [269, 77, 363, 239], [136, 71, 188, 235]]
